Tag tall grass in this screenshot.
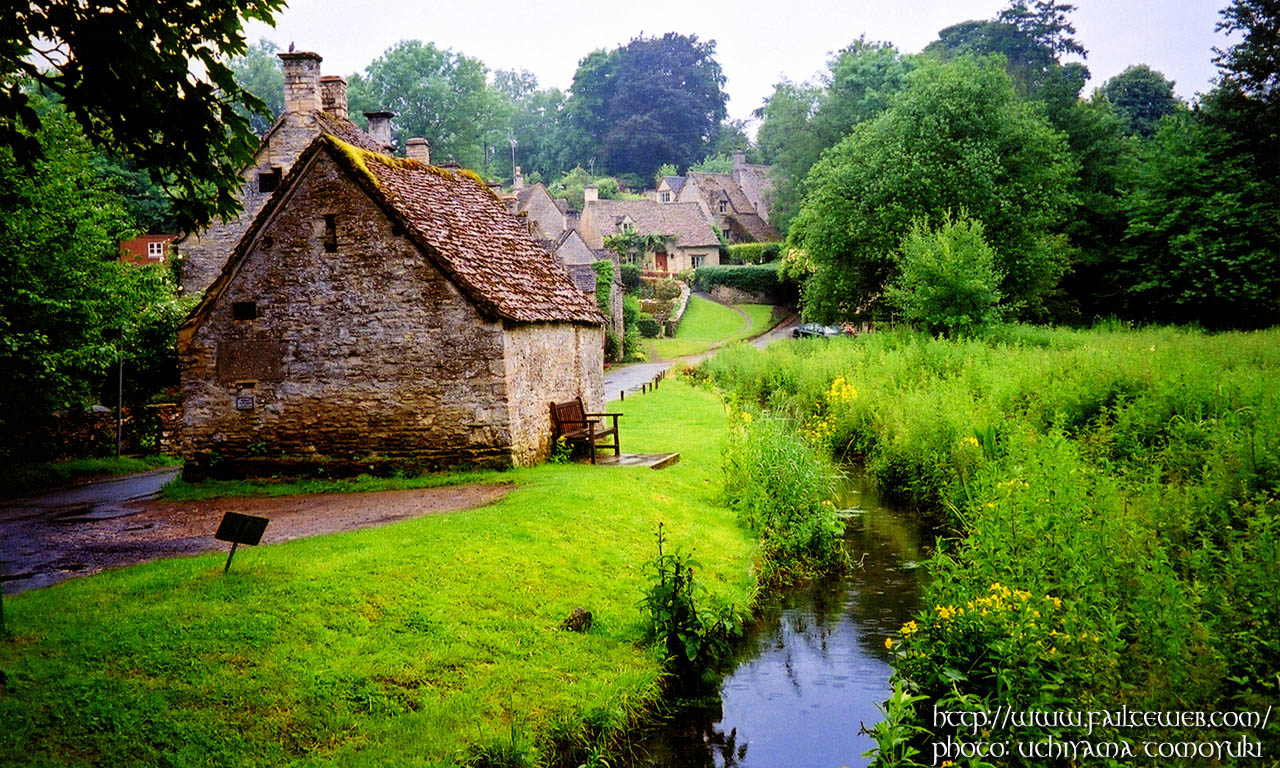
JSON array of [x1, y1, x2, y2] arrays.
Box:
[[703, 326, 1280, 760]]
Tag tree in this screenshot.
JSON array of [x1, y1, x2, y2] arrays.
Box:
[[1207, 0, 1280, 179], [229, 39, 285, 136], [754, 40, 913, 231], [1101, 65, 1181, 138], [790, 55, 1075, 322], [885, 214, 1003, 337], [1, 0, 284, 230], [1117, 113, 1280, 327], [491, 69, 574, 183], [565, 34, 729, 181], [347, 40, 502, 170], [0, 97, 179, 451]]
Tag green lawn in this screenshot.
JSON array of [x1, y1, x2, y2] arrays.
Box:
[[160, 469, 504, 502], [647, 296, 781, 360], [2, 455, 181, 498], [0, 381, 758, 767]]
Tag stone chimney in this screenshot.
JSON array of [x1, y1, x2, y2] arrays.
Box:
[[319, 76, 348, 120], [279, 51, 324, 114], [363, 111, 395, 150], [513, 166, 524, 191], [406, 137, 431, 164], [732, 150, 747, 171], [583, 184, 598, 203]]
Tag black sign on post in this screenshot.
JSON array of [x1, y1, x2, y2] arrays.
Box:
[[214, 512, 269, 574]]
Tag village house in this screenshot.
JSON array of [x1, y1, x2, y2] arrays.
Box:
[[119, 234, 179, 265], [505, 171, 626, 354], [176, 50, 392, 297], [578, 187, 720, 274], [178, 119, 605, 473], [656, 152, 780, 244]]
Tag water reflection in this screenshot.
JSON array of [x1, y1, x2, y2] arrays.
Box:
[[632, 475, 928, 768]]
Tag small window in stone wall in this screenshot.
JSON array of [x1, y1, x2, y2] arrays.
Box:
[[232, 301, 258, 321], [258, 168, 281, 193], [323, 215, 338, 252]]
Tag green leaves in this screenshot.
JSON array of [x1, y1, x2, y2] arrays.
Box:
[[885, 213, 1004, 337], [791, 55, 1074, 323], [0, 99, 180, 451], [1, 0, 285, 231]]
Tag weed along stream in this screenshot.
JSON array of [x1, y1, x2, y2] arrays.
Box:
[[634, 474, 929, 767]]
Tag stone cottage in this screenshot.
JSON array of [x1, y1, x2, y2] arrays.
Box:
[[177, 133, 606, 471], [578, 191, 720, 274], [177, 50, 391, 296]]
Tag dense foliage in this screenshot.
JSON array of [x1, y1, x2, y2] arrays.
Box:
[[723, 242, 783, 264], [565, 33, 728, 183], [0, 99, 184, 456], [347, 41, 500, 170], [1, 0, 283, 229], [704, 327, 1280, 760], [790, 55, 1074, 323], [691, 263, 786, 298], [884, 215, 1003, 337]]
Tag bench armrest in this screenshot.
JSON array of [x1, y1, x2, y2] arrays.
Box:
[[584, 412, 623, 418]]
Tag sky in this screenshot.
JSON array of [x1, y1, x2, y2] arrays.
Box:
[[245, 0, 1230, 128]]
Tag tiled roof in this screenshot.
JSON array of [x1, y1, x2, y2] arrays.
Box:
[[661, 176, 686, 194], [686, 172, 781, 242], [326, 138, 603, 324], [583, 199, 718, 247], [316, 113, 388, 152], [183, 135, 604, 336]]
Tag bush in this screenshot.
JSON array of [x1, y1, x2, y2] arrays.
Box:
[[720, 410, 846, 584], [591, 260, 614, 317], [639, 523, 740, 682], [636, 313, 661, 338], [692, 263, 783, 296], [618, 263, 641, 293], [884, 213, 1003, 337], [704, 326, 1280, 755], [725, 242, 784, 265]]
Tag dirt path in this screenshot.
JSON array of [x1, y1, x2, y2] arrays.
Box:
[[0, 483, 513, 593]]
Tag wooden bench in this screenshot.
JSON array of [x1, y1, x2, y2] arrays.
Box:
[[550, 397, 621, 464]]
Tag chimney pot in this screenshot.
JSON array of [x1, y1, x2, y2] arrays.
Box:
[[583, 184, 598, 203], [363, 111, 395, 151], [319, 75, 348, 120], [513, 165, 525, 191], [406, 137, 431, 164], [278, 51, 324, 115]]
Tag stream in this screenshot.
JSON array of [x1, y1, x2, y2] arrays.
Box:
[[632, 474, 929, 767]]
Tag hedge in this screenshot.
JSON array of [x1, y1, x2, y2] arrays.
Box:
[[692, 262, 784, 297], [725, 242, 784, 265]]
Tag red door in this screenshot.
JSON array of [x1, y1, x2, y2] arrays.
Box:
[[655, 252, 669, 272]]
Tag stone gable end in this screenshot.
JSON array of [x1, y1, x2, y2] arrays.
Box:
[[181, 151, 517, 467]]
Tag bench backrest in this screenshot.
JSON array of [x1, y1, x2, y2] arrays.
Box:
[[550, 397, 586, 434]]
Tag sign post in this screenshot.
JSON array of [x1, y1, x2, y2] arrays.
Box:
[[214, 512, 270, 574]]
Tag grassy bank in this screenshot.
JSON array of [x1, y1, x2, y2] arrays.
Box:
[[0, 381, 757, 767], [647, 296, 780, 360], [703, 326, 1280, 760], [2, 455, 181, 498]]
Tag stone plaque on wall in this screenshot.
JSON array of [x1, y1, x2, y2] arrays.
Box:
[[216, 339, 284, 383]]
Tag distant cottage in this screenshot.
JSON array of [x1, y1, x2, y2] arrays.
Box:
[[178, 120, 605, 471]]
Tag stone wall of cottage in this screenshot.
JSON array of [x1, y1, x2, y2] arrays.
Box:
[[181, 153, 516, 468], [178, 111, 329, 297], [501, 323, 605, 466]]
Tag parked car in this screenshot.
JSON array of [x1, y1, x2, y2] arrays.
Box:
[[792, 323, 844, 338]]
